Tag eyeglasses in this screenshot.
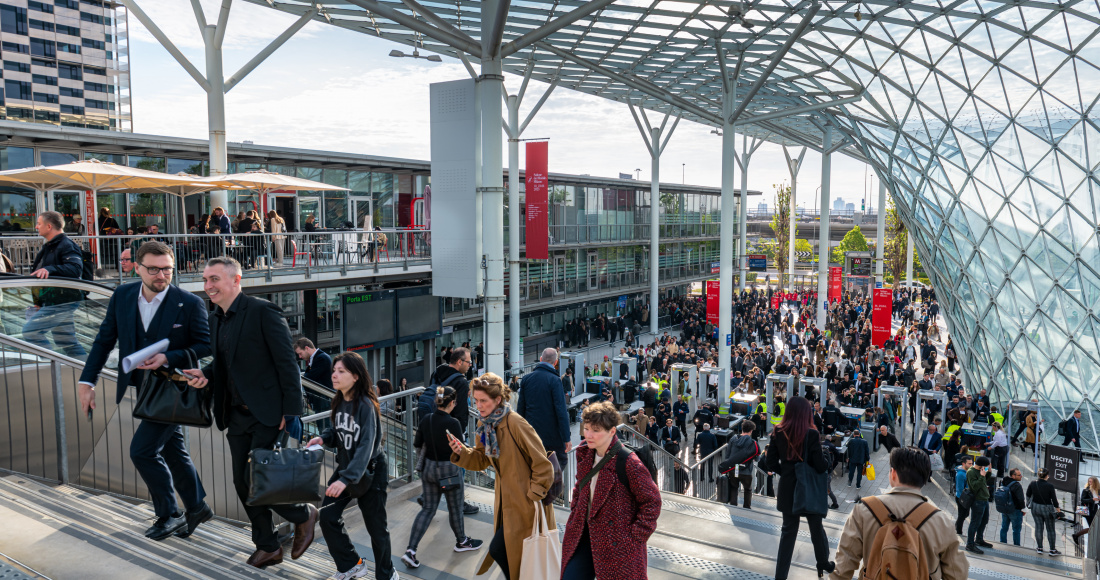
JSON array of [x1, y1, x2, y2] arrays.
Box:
[[139, 265, 174, 276], [463, 359, 472, 364]]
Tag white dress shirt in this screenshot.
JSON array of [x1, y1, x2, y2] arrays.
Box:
[[139, 287, 169, 332]]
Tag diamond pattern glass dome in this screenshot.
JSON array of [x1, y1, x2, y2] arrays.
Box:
[[252, 0, 1100, 445]]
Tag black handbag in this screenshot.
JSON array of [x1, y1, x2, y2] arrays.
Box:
[[790, 433, 829, 517], [247, 432, 324, 506], [427, 415, 463, 491], [133, 348, 213, 428]]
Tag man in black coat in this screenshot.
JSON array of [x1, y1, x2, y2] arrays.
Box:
[[23, 211, 86, 357], [846, 431, 871, 488], [294, 337, 332, 389], [695, 423, 719, 481], [79, 241, 212, 540], [184, 257, 316, 568], [516, 348, 572, 458], [1064, 409, 1083, 449]]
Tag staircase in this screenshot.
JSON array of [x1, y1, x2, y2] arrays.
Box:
[[0, 471, 347, 580]]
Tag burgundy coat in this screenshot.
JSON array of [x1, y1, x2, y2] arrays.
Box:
[[561, 435, 662, 579]]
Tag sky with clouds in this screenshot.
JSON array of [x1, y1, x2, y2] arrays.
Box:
[[128, 0, 882, 211]]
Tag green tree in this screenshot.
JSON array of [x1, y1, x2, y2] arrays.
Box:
[[769, 182, 791, 287], [831, 225, 870, 264], [885, 197, 908, 283]]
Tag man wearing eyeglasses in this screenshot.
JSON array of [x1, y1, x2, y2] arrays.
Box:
[[79, 240, 214, 541]]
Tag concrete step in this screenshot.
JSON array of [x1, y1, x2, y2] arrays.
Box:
[[0, 473, 338, 580]]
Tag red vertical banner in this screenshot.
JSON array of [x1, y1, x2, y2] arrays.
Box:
[[872, 288, 893, 347], [84, 189, 97, 258], [829, 267, 843, 302], [771, 295, 780, 310], [706, 280, 720, 325], [524, 141, 549, 260]]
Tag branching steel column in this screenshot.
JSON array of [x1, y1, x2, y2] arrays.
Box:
[[649, 124, 662, 336], [203, 25, 228, 210], [718, 75, 736, 404], [906, 233, 914, 285], [481, 0, 506, 377], [816, 124, 832, 330], [783, 146, 806, 290], [876, 180, 886, 285], [508, 94, 521, 369]]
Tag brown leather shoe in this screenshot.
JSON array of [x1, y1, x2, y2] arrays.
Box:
[[291, 504, 319, 560], [246, 547, 283, 568]]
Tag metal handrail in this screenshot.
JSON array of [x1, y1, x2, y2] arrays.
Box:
[[0, 331, 109, 377], [302, 386, 426, 424], [0, 274, 117, 296]]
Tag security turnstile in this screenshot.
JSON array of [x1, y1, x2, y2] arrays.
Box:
[[561, 352, 585, 381], [913, 390, 949, 445], [797, 377, 825, 402], [670, 363, 699, 414], [877, 385, 909, 446], [1009, 399, 1042, 473], [766, 374, 794, 431], [700, 366, 727, 404], [613, 356, 638, 382]]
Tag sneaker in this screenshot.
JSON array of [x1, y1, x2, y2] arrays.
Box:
[[856, 484, 861, 489], [401, 550, 420, 568], [455, 537, 484, 552], [847, 483, 852, 487], [328, 559, 369, 580], [964, 544, 983, 555], [976, 540, 993, 548], [1036, 547, 1045, 554], [1049, 549, 1061, 556], [463, 501, 480, 515]]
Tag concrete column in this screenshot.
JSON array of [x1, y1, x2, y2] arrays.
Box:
[[718, 96, 736, 402], [202, 25, 228, 211], [303, 289, 318, 345], [507, 96, 521, 369], [650, 126, 661, 336], [481, 57, 505, 377], [875, 180, 886, 286], [787, 166, 797, 291], [816, 124, 832, 330], [422, 338, 436, 386], [737, 134, 749, 292], [905, 232, 915, 284]]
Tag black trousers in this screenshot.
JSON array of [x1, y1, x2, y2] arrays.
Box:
[[319, 468, 394, 577], [775, 512, 830, 580], [733, 472, 753, 509], [489, 526, 510, 580], [226, 407, 310, 552], [130, 419, 206, 519], [955, 497, 970, 534]]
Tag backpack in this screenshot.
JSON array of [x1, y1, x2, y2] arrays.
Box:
[[994, 483, 1014, 514], [719, 438, 759, 474], [1058, 420, 1067, 437], [859, 496, 940, 580], [821, 443, 836, 472], [418, 372, 461, 422], [80, 250, 95, 281], [616, 443, 658, 489]]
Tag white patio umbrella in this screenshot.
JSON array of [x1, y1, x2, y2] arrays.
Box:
[[208, 169, 349, 195], [102, 172, 241, 233], [0, 159, 212, 266]]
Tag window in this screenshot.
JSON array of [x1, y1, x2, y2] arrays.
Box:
[[1, 6, 28, 35], [57, 43, 80, 55], [55, 24, 79, 36], [59, 86, 82, 98], [30, 38, 55, 58], [4, 80, 31, 100], [28, 2, 53, 14], [81, 39, 104, 50], [32, 58, 55, 68], [29, 18, 53, 31], [85, 98, 106, 109], [4, 61, 29, 73], [56, 0, 80, 9], [32, 74, 56, 86], [6, 106, 32, 119], [80, 12, 110, 25], [83, 81, 107, 92], [60, 104, 83, 115], [2, 41, 29, 54], [82, 65, 105, 76], [58, 64, 81, 80], [33, 92, 58, 103], [60, 121, 84, 128], [33, 110, 58, 122]]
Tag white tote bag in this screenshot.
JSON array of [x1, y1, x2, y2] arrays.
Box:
[[520, 501, 562, 579]]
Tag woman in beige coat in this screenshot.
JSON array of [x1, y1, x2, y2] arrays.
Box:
[[266, 210, 285, 266], [450, 372, 555, 579]]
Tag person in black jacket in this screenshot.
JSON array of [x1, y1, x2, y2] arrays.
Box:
[[184, 257, 316, 568], [1026, 468, 1061, 555], [846, 431, 870, 488], [427, 347, 478, 515], [1064, 409, 1083, 449], [516, 348, 572, 459], [999, 469, 1026, 546], [766, 397, 834, 579], [294, 337, 333, 389], [306, 352, 396, 580], [23, 211, 87, 357], [695, 422, 719, 483], [400, 384, 483, 569]]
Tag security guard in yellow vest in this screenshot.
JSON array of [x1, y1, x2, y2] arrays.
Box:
[[771, 397, 786, 426]]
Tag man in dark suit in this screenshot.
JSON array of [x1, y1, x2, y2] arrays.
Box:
[[1064, 409, 1083, 449], [918, 424, 943, 455], [78, 241, 212, 540], [294, 337, 332, 389], [184, 257, 317, 568]]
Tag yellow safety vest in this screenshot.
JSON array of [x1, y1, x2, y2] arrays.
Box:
[[755, 402, 767, 415], [771, 401, 785, 425], [991, 413, 1004, 427], [942, 424, 959, 441]]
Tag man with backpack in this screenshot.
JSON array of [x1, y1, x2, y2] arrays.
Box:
[[830, 447, 968, 579], [996, 468, 1026, 546], [718, 420, 759, 509]]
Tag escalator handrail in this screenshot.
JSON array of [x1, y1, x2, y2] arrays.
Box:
[[0, 332, 116, 380], [302, 386, 427, 424], [0, 273, 116, 296]]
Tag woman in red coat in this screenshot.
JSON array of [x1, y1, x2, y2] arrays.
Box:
[[561, 401, 662, 579]]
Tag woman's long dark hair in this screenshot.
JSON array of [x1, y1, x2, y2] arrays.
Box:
[[777, 396, 814, 461], [330, 352, 380, 421]]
